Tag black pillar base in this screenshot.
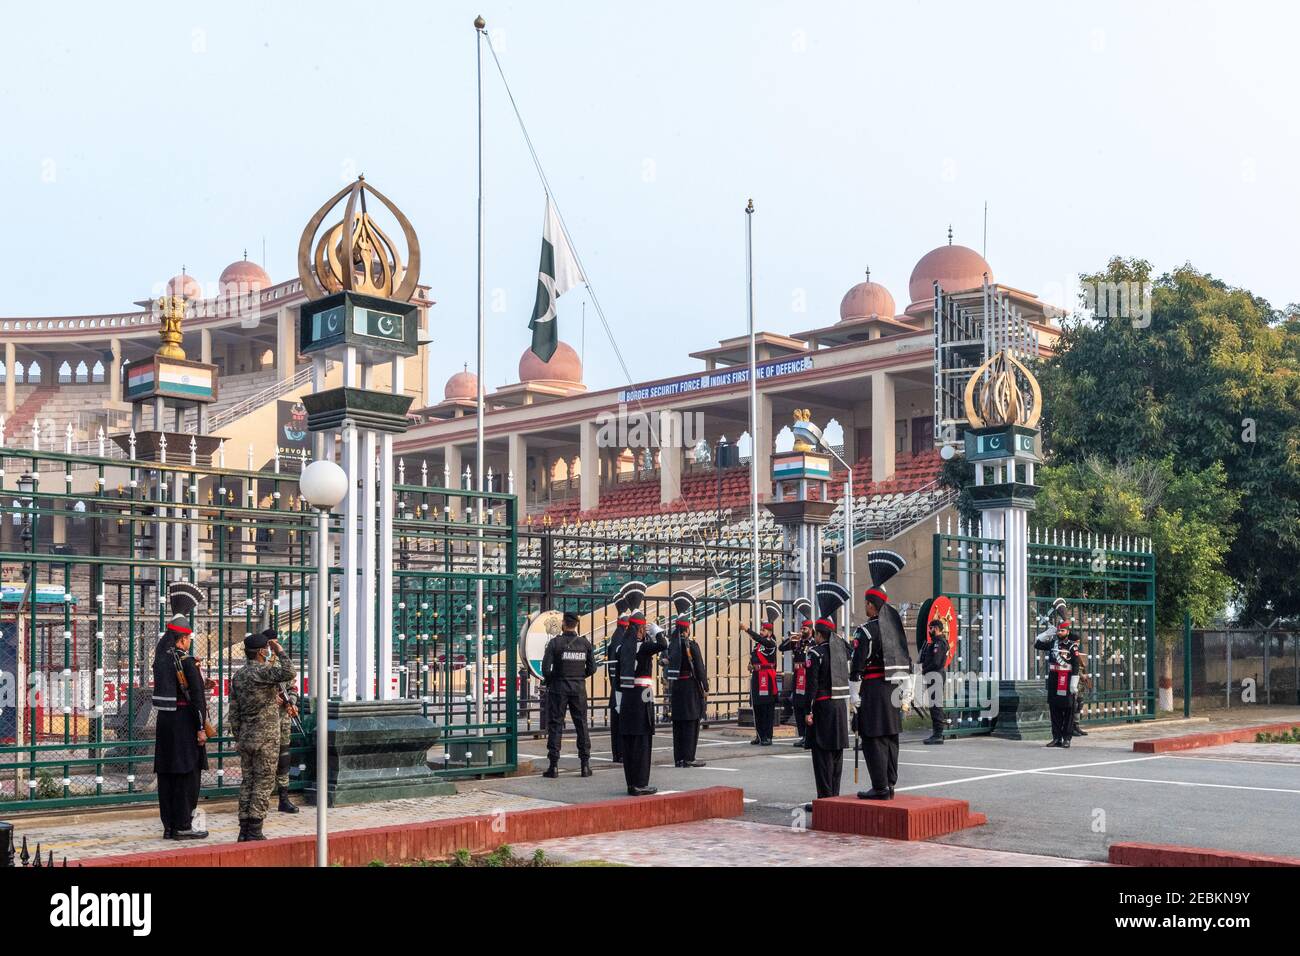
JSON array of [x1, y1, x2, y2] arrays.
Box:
[[992, 679, 1053, 740], [304, 700, 454, 807]]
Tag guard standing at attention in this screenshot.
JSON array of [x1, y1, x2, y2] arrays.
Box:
[[615, 583, 668, 795], [152, 581, 211, 841], [743, 601, 782, 746], [605, 586, 636, 765], [229, 629, 296, 841], [541, 610, 597, 778], [804, 581, 852, 809], [918, 616, 950, 745], [851, 550, 914, 801], [779, 598, 814, 746], [665, 590, 709, 768]]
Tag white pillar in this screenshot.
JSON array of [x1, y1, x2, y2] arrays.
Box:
[[445, 444, 463, 519], [276, 306, 297, 382], [4, 341, 15, 414], [200, 328, 212, 366], [579, 420, 599, 512], [753, 392, 773, 502], [360, 429, 378, 700], [659, 410, 683, 504], [871, 371, 896, 483], [507, 433, 527, 505]]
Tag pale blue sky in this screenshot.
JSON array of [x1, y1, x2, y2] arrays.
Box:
[[2, 1, 1297, 394]]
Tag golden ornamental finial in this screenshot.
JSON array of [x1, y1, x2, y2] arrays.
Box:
[[297, 176, 421, 302], [792, 408, 816, 452], [963, 348, 1042, 428], [155, 295, 188, 360]]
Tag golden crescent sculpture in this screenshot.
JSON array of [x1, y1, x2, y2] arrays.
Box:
[[963, 348, 1042, 429], [297, 176, 422, 302]]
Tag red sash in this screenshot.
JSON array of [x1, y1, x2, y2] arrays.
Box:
[[755, 648, 776, 696], [1051, 666, 1070, 695], [794, 663, 807, 695]]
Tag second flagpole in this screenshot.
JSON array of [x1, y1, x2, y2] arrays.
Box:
[[746, 199, 760, 627], [473, 15, 486, 736]]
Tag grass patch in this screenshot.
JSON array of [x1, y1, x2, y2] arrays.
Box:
[[365, 845, 619, 868], [1255, 727, 1300, 744]]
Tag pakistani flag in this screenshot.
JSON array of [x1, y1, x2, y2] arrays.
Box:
[[529, 196, 585, 362]]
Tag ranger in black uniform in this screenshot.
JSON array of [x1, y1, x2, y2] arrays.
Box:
[[918, 616, 950, 745], [605, 585, 638, 765], [779, 597, 814, 745], [742, 600, 781, 746], [152, 581, 210, 840], [851, 550, 914, 801], [804, 581, 852, 808], [541, 611, 596, 777], [665, 590, 709, 767], [616, 585, 668, 795], [1034, 598, 1080, 748]]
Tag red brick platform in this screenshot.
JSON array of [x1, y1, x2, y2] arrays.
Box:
[[1132, 721, 1300, 753], [1110, 842, 1300, 867], [812, 795, 986, 841], [78, 786, 744, 867]]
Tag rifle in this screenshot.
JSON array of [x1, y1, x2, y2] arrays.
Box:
[[173, 650, 217, 739]]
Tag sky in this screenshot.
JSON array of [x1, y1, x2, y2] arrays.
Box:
[[2, 1, 1298, 395]]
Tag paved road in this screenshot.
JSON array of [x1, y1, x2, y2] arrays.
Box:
[[492, 719, 1300, 862]]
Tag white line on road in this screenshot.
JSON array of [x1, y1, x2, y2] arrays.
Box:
[[894, 755, 1168, 793], [1034, 771, 1300, 796]]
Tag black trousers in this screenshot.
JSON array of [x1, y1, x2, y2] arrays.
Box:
[[1070, 692, 1084, 735], [791, 698, 809, 739], [546, 688, 591, 761], [672, 719, 700, 763], [157, 767, 201, 831], [753, 698, 775, 740], [929, 705, 946, 736], [1049, 694, 1073, 741], [863, 734, 899, 791], [810, 745, 843, 798], [621, 734, 652, 790], [608, 695, 622, 761]]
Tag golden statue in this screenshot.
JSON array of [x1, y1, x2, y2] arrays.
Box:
[[297, 175, 422, 302], [792, 408, 817, 452], [155, 295, 188, 360], [963, 348, 1042, 428]]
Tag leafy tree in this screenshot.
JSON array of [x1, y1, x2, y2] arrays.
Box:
[[1038, 257, 1300, 622]]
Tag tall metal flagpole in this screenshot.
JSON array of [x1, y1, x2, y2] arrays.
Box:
[[473, 15, 487, 734], [746, 200, 760, 624]]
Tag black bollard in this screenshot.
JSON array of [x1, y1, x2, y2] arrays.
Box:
[[0, 822, 11, 868]]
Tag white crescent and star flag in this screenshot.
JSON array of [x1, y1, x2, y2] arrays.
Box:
[[529, 195, 585, 362]]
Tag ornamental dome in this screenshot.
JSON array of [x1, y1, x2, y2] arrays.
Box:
[[518, 341, 583, 385], [839, 272, 896, 322], [444, 365, 478, 401], [218, 255, 272, 296]]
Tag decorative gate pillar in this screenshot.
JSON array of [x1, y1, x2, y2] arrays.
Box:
[[961, 349, 1050, 739]]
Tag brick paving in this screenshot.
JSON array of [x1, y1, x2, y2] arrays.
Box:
[[11, 790, 562, 862], [513, 817, 1102, 867]]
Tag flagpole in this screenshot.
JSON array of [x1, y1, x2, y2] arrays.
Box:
[[473, 14, 486, 736], [746, 199, 760, 626]]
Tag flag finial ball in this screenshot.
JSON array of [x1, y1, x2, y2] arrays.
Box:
[[475, 15, 486, 29], [746, 198, 754, 213]]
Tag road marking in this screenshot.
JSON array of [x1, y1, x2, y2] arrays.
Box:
[[1035, 771, 1300, 796], [688, 765, 740, 772], [770, 753, 811, 759], [894, 755, 1168, 793]]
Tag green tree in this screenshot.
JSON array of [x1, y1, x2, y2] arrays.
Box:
[[1039, 257, 1300, 621], [1035, 457, 1238, 707]]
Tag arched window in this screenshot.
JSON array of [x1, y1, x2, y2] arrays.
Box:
[[26, 362, 40, 384], [74, 361, 89, 384], [260, 348, 275, 369], [0, 363, 5, 383], [13, 361, 24, 384], [91, 361, 105, 383], [58, 361, 73, 384]]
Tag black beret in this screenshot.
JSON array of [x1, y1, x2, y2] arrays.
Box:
[[244, 630, 270, 651], [562, 611, 580, 627]]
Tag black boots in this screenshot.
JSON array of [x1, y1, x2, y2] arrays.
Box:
[[543, 758, 559, 779], [245, 819, 266, 841], [857, 788, 894, 800], [580, 761, 592, 777], [923, 734, 944, 745], [278, 786, 299, 814], [172, 827, 208, 841]]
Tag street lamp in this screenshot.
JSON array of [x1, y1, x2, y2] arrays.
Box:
[[298, 459, 348, 868], [790, 420, 855, 630], [17, 474, 36, 582]]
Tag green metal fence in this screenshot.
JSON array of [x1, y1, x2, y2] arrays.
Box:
[[932, 521, 1156, 734], [0, 442, 516, 810]]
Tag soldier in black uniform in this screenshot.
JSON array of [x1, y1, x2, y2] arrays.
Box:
[[541, 610, 597, 777], [742, 601, 781, 746], [804, 582, 852, 809], [604, 585, 638, 765], [918, 616, 950, 745], [665, 590, 709, 767], [616, 584, 668, 795], [152, 581, 210, 840], [851, 550, 914, 801], [779, 598, 814, 746], [1035, 598, 1080, 748]]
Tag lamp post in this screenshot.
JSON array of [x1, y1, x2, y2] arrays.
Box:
[[298, 459, 348, 868], [791, 420, 854, 630], [17, 473, 36, 582]]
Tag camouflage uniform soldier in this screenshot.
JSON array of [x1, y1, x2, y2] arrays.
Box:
[[274, 639, 300, 814], [229, 629, 295, 841]]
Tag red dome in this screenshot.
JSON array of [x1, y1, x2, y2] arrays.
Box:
[[908, 244, 992, 303], [165, 273, 203, 300], [839, 279, 896, 322], [219, 257, 272, 295], [519, 341, 583, 385], [444, 367, 478, 401]]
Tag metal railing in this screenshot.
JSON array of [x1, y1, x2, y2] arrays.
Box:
[[207, 364, 319, 433]]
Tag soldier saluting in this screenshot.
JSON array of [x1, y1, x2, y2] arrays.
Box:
[[851, 550, 914, 801], [742, 601, 781, 746], [1035, 598, 1079, 748], [615, 582, 667, 796], [541, 610, 596, 778], [664, 590, 708, 768], [229, 628, 296, 841], [604, 587, 635, 765], [804, 581, 852, 809], [779, 597, 814, 747], [152, 581, 211, 841]]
